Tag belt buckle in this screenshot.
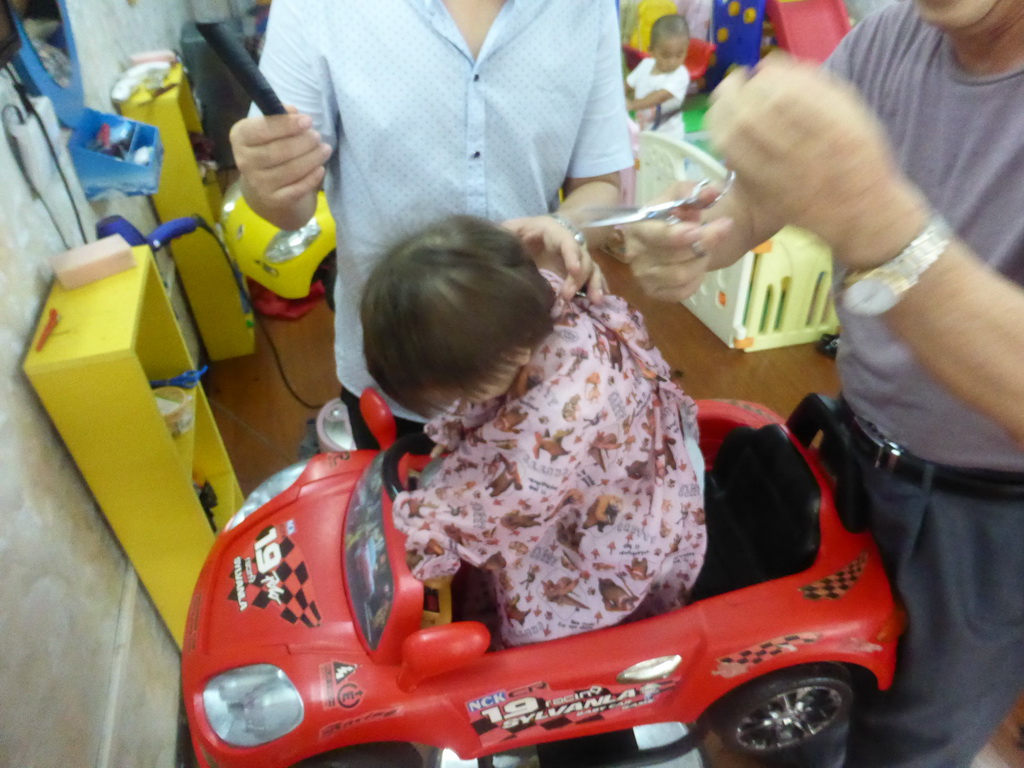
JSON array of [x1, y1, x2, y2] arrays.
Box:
[[854, 415, 904, 472], [875, 440, 903, 471]]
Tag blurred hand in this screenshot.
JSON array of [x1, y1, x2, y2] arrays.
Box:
[[229, 106, 333, 214], [503, 215, 606, 302], [707, 55, 927, 269], [624, 181, 735, 302]]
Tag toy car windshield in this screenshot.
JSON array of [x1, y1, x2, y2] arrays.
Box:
[[343, 453, 395, 651]]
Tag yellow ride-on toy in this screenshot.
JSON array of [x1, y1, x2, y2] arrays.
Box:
[[220, 182, 337, 301]]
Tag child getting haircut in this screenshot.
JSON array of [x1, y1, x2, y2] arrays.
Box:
[[362, 215, 706, 646]]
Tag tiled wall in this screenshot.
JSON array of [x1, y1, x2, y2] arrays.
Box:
[[0, 0, 196, 765]]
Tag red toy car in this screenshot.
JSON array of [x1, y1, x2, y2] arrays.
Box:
[[181, 393, 902, 768]]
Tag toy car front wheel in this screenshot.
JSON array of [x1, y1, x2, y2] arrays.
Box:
[[705, 663, 853, 756], [292, 742, 422, 768]]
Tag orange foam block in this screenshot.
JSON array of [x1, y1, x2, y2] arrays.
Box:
[[50, 235, 136, 290]]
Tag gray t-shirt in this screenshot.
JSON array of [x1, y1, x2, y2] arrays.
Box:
[[826, 3, 1024, 471]]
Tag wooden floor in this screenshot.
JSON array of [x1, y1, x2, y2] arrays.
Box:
[[207, 250, 1023, 768]]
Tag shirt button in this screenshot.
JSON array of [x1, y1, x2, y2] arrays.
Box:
[[471, 151, 481, 159], [474, 74, 480, 81]]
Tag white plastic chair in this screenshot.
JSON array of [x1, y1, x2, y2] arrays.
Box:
[[635, 131, 728, 206]]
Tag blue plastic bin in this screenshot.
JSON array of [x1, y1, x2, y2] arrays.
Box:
[[69, 108, 164, 200]]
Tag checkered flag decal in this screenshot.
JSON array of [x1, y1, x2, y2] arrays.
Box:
[[799, 551, 868, 601], [716, 633, 821, 674], [227, 536, 322, 628]]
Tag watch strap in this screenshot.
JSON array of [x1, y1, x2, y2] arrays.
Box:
[[841, 213, 952, 315]]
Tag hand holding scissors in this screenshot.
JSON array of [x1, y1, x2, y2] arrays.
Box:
[[578, 171, 735, 228]]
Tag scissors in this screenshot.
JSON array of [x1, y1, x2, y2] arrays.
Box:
[[580, 171, 736, 228]]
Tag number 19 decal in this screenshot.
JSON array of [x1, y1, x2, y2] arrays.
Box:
[[255, 526, 282, 574], [479, 697, 541, 725]]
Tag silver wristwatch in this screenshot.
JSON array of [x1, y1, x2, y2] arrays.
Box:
[[841, 214, 952, 316]]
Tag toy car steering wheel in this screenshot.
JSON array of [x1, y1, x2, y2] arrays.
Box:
[[382, 432, 436, 500]]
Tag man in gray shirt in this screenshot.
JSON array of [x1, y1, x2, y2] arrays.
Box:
[[625, 1, 1024, 766]]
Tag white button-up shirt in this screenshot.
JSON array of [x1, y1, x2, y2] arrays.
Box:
[[256, 0, 633, 418]]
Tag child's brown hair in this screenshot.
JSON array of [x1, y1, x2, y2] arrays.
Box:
[[362, 215, 555, 416]]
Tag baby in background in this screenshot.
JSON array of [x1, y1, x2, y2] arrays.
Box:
[[626, 14, 691, 142], [361, 215, 706, 647]]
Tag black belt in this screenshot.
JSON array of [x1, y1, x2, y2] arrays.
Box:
[[841, 405, 1024, 500]]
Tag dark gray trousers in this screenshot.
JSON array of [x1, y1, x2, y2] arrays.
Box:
[[774, 454, 1024, 768]]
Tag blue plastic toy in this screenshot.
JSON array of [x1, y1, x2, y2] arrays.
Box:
[[706, 0, 767, 88]]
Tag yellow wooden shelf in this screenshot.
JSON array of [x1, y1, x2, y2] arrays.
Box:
[[121, 63, 254, 361], [172, 417, 198, 474], [23, 247, 243, 646]]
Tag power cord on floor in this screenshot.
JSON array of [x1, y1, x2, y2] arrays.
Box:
[[256, 316, 326, 411]]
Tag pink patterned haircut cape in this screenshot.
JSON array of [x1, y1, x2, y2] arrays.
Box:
[[393, 272, 707, 647]]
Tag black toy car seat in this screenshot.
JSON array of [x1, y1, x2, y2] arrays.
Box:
[[692, 423, 822, 600]]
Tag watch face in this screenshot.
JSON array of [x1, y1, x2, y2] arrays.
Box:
[[842, 278, 899, 316]]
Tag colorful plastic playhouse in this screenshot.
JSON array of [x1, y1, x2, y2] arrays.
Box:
[[765, 0, 852, 63], [704, 0, 851, 86], [706, 0, 767, 87], [628, 0, 681, 51]]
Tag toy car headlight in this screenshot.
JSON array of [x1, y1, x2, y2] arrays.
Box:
[[264, 220, 322, 264], [221, 183, 244, 218], [203, 664, 304, 747], [224, 460, 310, 531]]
